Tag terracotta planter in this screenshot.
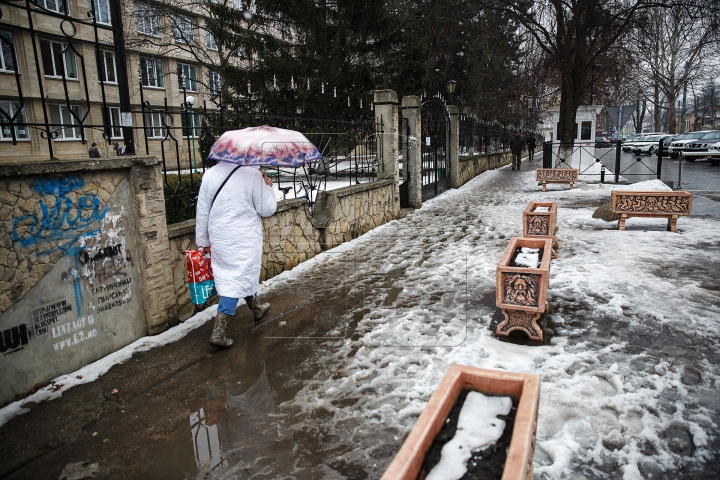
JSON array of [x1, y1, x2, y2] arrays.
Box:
[[495, 237, 553, 341], [610, 190, 693, 233], [522, 201, 558, 256], [535, 168, 578, 192], [381, 364, 540, 480]]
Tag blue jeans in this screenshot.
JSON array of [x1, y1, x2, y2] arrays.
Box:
[[218, 295, 255, 315]]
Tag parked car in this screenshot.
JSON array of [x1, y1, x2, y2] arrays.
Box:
[[595, 136, 612, 148], [707, 142, 720, 166], [669, 130, 718, 159], [631, 134, 673, 155], [683, 131, 720, 162]]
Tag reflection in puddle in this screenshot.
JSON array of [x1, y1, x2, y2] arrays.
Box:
[[190, 408, 227, 474]]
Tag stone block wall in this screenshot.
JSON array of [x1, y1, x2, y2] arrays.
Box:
[[458, 152, 513, 186], [0, 157, 175, 407]]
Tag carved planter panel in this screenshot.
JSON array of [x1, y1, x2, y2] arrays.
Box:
[[380, 364, 540, 480], [535, 168, 579, 192], [496, 237, 552, 314], [522, 202, 558, 251], [495, 237, 552, 341], [610, 190, 693, 232]]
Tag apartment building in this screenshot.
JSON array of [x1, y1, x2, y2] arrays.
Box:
[[0, 0, 254, 164]]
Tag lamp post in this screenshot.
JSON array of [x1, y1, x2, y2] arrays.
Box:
[[186, 95, 198, 173], [447, 79, 457, 105]]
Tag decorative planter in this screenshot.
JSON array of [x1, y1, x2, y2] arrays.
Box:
[[610, 190, 693, 233], [535, 168, 578, 192], [495, 237, 553, 341], [381, 364, 540, 480], [522, 201, 558, 256]]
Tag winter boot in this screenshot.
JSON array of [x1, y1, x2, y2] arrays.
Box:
[[246, 296, 270, 321], [209, 312, 233, 348]]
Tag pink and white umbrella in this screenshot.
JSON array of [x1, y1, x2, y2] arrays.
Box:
[[207, 125, 322, 167]]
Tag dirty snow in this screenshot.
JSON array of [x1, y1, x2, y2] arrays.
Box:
[[1, 166, 717, 478]]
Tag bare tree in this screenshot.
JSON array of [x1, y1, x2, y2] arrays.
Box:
[[633, 2, 716, 133]]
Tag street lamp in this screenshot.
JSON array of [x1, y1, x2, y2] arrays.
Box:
[[186, 95, 198, 173], [447, 79, 457, 105]]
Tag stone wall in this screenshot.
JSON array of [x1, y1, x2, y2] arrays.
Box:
[[0, 157, 175, 406], [167, 179, 396, 322], [458, 151, 513, 186]]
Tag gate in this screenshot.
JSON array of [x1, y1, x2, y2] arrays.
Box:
[[420, 99, 450, 201]]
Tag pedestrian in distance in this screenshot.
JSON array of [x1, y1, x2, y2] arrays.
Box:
[[509, 130, 525, 170], [195, 162, 277, 349], [88, 142, 101, 158], [527, 133, 536, 161]]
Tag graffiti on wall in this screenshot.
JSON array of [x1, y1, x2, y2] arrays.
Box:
[[11, 176, 109, 257], [1, 324, 29, 356]]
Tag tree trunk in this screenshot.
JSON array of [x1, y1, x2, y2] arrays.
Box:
[[556, 65, 586, 164]]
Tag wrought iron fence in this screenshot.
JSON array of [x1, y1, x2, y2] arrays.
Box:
[[459, 116, 510, 155]]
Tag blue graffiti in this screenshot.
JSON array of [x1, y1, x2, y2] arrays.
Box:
[[11, 176, 109, 257], [11, 176, 111, 317]]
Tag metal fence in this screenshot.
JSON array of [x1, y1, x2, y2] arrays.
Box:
[[459, 117, 510, 155], [541, 140, 667, 184]]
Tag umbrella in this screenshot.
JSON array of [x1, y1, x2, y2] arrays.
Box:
[[207, 125, 322, 167]]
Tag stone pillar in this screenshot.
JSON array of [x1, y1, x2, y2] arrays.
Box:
[[448, 104, 460, 189], [401, 96, 422, 208], [130, 161, 176, 334], [373, 89, 400, 216]]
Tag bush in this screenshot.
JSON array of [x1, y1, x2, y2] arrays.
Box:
[[164, 172, 203, 225]]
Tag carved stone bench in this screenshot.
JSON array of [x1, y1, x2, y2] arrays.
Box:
[[496, 237, 553, 342], [522, 201, 558, 258], [535, 168, 579, 192], [610, 190, 693, 233]]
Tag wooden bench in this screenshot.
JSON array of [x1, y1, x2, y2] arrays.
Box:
[[523, 201, 558, 258], [496, 237, 553, 342], [535, 168, 579, 192], [610, 190, 693, 233]]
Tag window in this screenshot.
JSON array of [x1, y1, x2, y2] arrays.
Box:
[[0, 101, 29, 140], [209, 71, 222, 95], [206, 30, 217, 50], [106, 106, 122, 138], [177, 63, 198, 92], [174, 16, 194, 44], [140, 57, 164, 88], [98, 49, 116, 83], [581, 121, 592, 141], [0, 31, 17, 73], [40, 39, 78, 79], [181, 111, 200, 138], [35, 0, 67, 14], [144, 111, 167, 139], [49, 104, 84, 140], [90, 0, 111, 24], [135, 4, 160, 36]]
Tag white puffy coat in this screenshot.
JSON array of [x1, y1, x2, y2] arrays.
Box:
[[195, 163, 277, 299]]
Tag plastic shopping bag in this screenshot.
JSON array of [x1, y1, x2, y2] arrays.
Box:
[[186, 248, 217, 305]]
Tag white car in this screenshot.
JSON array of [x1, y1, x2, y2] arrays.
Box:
[[630, 134, 672, 155], [706, 141, 720, 166], [669, 130, 718, 159]]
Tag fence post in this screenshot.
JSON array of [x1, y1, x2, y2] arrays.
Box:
[[448, 105, 460, 189], [542, 141, 552, 168], [614, 140, 622, 183], [401, 96, 422, 208], [373, 89, 400, 216], [656, 138, 664, 180]]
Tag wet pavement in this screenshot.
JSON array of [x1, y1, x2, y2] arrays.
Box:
[[1, 156, 719, 479]]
